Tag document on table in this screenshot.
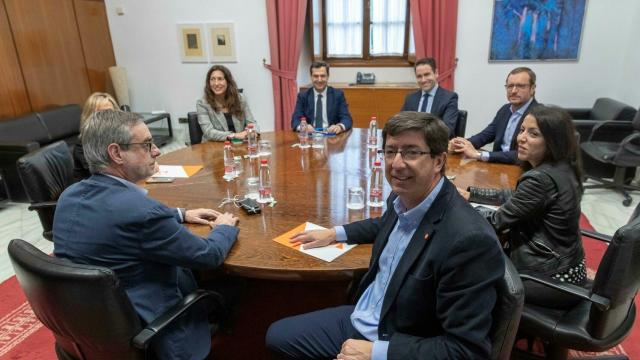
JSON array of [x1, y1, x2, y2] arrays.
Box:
[[152, 165, 203, 178], [273, 222, 357, 262]]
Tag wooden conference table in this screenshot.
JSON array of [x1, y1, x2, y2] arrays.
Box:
[[147, 128, 521, 282]]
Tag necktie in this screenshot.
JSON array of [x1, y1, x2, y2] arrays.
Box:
[[419, 93, 429, 112], [315, 94, 324, 129]]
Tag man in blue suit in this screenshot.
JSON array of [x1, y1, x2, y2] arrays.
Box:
[[266, 112, 504, 360], [291, 61, 353, 134], [401, 57, 459, 138], [449, 67, 538, 164], [53, 110, 239, 360]]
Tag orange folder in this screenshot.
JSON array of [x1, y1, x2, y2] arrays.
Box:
[[272, 223, 307, 250], [182, 165, 203, 177]]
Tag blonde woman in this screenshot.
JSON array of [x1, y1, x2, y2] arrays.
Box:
[[74, 92, 119, 180]]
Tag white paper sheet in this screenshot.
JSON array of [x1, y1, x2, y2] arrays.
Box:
[[152, 165, 188, 178], [298, 222, 357, 262]]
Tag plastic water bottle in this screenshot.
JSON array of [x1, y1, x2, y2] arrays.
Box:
[[223, 141, 236, 180], [258, 159, 273, 203], [246, 123, 258, 158], [369, 160, 384, 207], [298, 117, 310, 149], [367, 116, 378, 149]]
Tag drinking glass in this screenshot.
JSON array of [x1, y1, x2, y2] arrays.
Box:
[[258, 139, 272, 162], [346, 186, 365, 210], [246, 177, 259, 200], [312, 132, 324, 149]]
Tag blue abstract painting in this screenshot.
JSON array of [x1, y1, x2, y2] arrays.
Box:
[[489, 0, 587, 61]]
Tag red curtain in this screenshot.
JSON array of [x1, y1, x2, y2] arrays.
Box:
[[264, 0, 307, 131], [410, 0, 458, 90]]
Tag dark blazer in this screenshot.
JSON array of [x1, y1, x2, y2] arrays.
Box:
[[53, 174, 238, 360], [401, 86, 459, 137], [291, 86, 353, 131], [467, 99, 538, 164], [343, 179, 505, 359]]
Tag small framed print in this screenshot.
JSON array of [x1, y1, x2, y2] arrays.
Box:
[[177, 24, 207, 63], [206, 22, 237, 63]]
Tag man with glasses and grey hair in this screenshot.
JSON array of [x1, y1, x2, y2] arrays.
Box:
[[449, 67, 538, 164], [266, 111, 504, 359], [53, 109, 239, 360]]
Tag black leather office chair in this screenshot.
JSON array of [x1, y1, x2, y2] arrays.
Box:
[[455, 110, 468, 138], [490, 255, 525, 360], [566, 99, 637, 183], [567, 98, 637, 141], [581, 109, 640, 206], [8, 239, 226, 360], [513, 214, 640, 360], [187, 111, 204, 145], [17, 141, 75, 241]]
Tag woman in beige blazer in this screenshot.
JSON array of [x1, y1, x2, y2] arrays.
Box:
[[196, 64, 257, 142]]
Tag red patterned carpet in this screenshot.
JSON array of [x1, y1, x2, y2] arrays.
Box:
[[0, 213, 638, 359]]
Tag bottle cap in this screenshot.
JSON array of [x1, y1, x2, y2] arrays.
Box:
[[374, 160, 381, 166], [371, 116, 377, 120], [234, 156, 242, 160], [260, 159, 268, 164], [224, 141, 231, 145], [247, 123, 254, 128]]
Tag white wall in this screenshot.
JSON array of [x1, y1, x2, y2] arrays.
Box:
[[104, 0, 274, 143], [327, 0, 639, 135], [105, 0, 639, 142], [453, 0, 638, 135], [617, 0, 640, 107]]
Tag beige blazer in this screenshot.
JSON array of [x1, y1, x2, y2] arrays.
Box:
[[196, 94, 256, 141]]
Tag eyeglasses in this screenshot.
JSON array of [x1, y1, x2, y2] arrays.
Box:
[[119, 141, 156, 152], [504, 83, 531, 91], [377, 149, 431, 161]]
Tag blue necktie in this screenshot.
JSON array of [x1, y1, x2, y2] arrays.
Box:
[[315, 94, 324, 129], [419, 93, 429, 112]]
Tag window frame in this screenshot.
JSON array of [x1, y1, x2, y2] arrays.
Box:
[[309, 0, 414, 67]]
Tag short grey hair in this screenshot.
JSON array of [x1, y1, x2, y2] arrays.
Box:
[[82, 109, 143, 174]]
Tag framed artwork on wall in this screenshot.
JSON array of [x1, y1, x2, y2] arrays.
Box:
[[177, 23, 207, 63], [206, 23, 237, 63], [489, 0, 587, 61]]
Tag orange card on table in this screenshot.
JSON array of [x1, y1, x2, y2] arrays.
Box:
[[182, 165, 203, 177], [272, 223, 307, 248], [272, 222, 357, 262]]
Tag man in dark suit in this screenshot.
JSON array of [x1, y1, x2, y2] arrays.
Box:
[[266, 112, 505, 359], [401, 57, 459, 138], [291, 61, 352, 134], [53, 110, 239, 360], [449, 67, 538, 164]]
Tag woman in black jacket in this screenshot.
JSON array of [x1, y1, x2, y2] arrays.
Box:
[[459, 105, 585, 308]]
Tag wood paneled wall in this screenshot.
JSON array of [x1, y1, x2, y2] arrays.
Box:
[[0, 1, 31, 119], [74, 0, 115, 94], [0, 0, 115, 120]]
